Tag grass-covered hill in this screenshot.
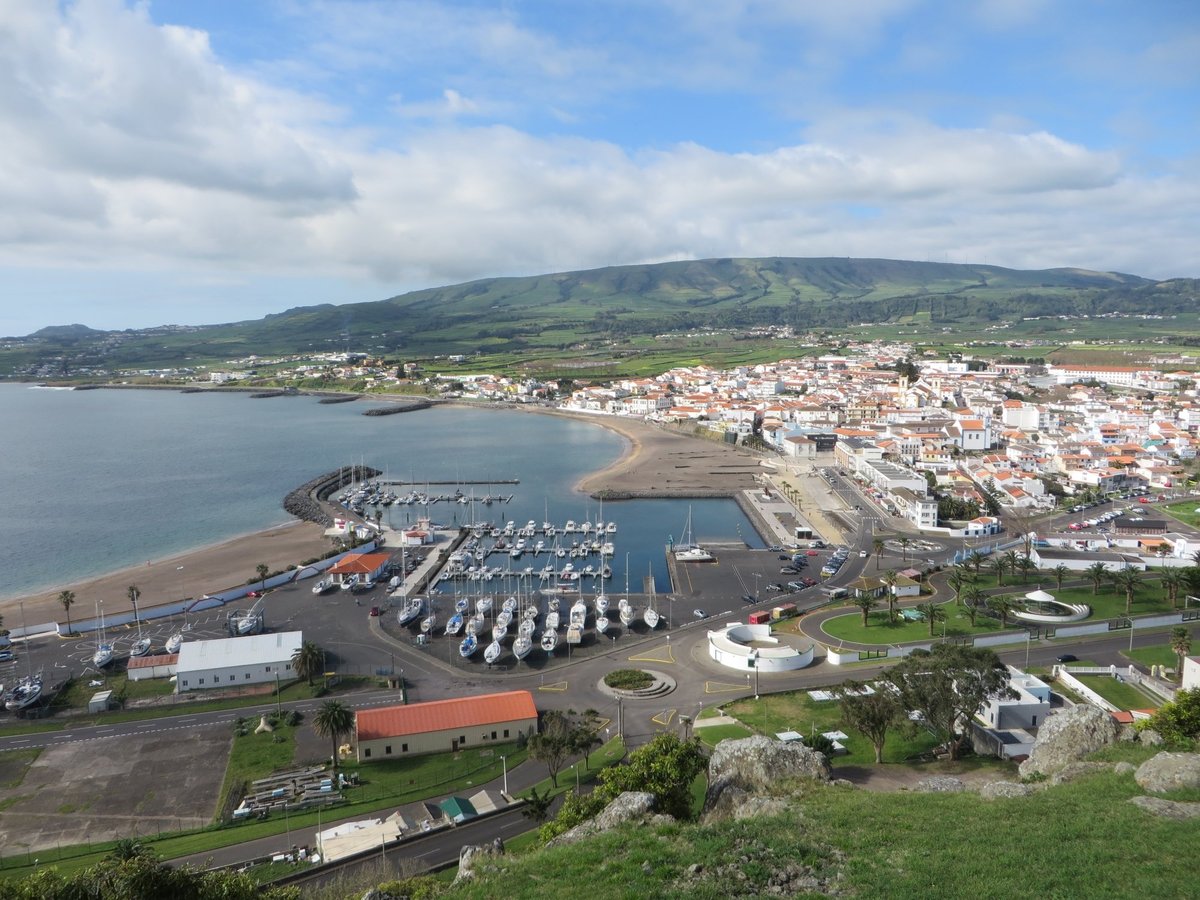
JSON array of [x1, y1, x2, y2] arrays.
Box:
[[5, 256, 1196, 376]]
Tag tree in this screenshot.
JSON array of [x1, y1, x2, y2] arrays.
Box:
[[1052, 564, 1069, 590], [1142, 687, 1200, 744], [962, 586, 984, 626], [528, 710, 576, 787], [1001, 550, 1020, 580], [256, 562, 270, 593], [920, 601, 947, 637], [1085, 562, 1109, 595], [292, 640, 324, 686], [312, 699, 354, 773], [873, 537, 885, 570], [58, 590, 76, 635], [988, 556, 1007, 586], [596, 732, 707, 820], [988, 595, 1014, 629], [127, 584, 141, 625], [899, 537, 912, 564], [854, 593, 877, 626], [884, 644, 1015, 760], [835, 680, 905, 764], [522, 785, 554, 823], [1170, 626, 1191, 680], [1016, 556, 1036, 584], [946, 568, 970, 607], [967, 550, 986, 576], [881, 570, 899, 623], [1111, 568, 1143, 615], [1161, 570, 1183, 609]]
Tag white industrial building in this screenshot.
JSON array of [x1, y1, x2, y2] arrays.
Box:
[[175, 631, 304, 693]]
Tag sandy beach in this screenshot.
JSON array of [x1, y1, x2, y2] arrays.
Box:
[[2, 405, 764, 630]]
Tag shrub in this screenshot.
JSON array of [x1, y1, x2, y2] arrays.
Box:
[[604, 669, 655, 690]]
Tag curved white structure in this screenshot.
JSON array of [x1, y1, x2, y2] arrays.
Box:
[[707, 622, 814, 672], [1012, 589, 1091, 624]]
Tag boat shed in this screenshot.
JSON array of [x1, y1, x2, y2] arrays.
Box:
[[175, 631, 303, 693], [126, 653, 178, 682], [355, 690, 538, 761]]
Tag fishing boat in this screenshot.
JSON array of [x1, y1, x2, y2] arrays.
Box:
[[312, 577, 335, 594], [512, 634, 533, 660], [540, 628, 558, 653], [484, 640, 503, 665], [459, 633, 479, 658], [397, 597, 424, 626]]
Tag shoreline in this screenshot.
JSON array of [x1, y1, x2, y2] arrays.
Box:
[[2, 397, 765, 628]]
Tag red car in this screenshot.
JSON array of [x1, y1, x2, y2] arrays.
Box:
[[806, 549, 821, 556], [1138, 497, 1151, 504], [369, 606, 380, 617]]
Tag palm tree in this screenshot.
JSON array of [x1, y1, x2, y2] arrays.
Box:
[[920, 601, 947, 637], [872, 537, 885, 571], [255, 563, 270, 593], [127, 584, 141, 625], [312, 699, 354, 773], [946, 568, 969, 607], [989, 557, 1007, 586], [1016, 556, 1036, 584], [1052, 564, 1069, 590], [58, 590, 76, 635], [967, 550, 986, 576], [1111, 568, 1143, 615], [292, 640, 324, 686], [1170, 626, 1191, 681], [881, 570, 899, 623], [1161, 570, 1183, 609], [1085, 562, 1109, 596], [854, 593, 877, 626], [1001, 550, 1020, 580], [898, 537, 911, 564], [962, 586, 984, 626], [988, 595, 1014, 629]]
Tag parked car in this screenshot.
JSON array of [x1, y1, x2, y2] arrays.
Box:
[[780, 566, 798, 574], [1056, 653, 1078, 663], [787, 581, 806, 591], [806, 549, 821, 556], [768, 546, 783, 552], [369, 606, 380, 617], [0, 650, 13, 663], [767, 583, 784, 592], [800, 576, 818, 587], [692, 608, 707, 619]]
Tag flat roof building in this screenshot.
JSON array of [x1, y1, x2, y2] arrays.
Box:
[[176, 631, 303, 693]]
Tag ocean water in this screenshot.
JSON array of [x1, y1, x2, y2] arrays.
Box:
[[0, 385, 761, 600]]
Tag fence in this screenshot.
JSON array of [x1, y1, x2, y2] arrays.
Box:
[[1054, 667, 1122, 713]]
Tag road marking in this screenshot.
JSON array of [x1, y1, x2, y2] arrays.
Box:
[[627, 644, 675, 664], [704, 680, 748, 694], [651, 708, 676, 727], [538, 680, 568, 692]]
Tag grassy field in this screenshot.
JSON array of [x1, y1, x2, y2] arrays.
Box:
[[695, 723, 754, 749], [1159, 500, 1200, 529], [1073, 675, 1161, 711], [214, 719, 299, 820], [720, 691, 940, 766], [1124, 644, 1182, 672], [821, 605, 1007, 645], [449, 761, 1200, 900]]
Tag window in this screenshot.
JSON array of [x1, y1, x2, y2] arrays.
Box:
[[245, 673, 251, 680], [385, 745, 392, 755], [364, 748, 371, 758], [491, 731, 497, 740], [504, 729, 509, 738], [199, 678, 205, 685], [460, 735, 466, 745], [265, 666, 271, 673], [285, 663, 292, 670], [402, 743, 408, 753], [181, 680, 188, 687]]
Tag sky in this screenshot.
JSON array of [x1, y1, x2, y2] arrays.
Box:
[[0, 0, 1197, 335]]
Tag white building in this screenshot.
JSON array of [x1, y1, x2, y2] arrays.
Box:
[[176, 631, 303, 693]]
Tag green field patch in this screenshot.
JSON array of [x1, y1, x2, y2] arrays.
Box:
[[821, 606, 1007, 645], [1072, 674, 1160, 711], [696, 723, 754, 748], [1124, 644, 1183, 672]]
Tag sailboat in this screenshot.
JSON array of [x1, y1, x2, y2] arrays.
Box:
[[92, 601, 114, 668], [459, 633, 479, 658], [312, 576, 335, 594], [130, 607, 151, 658], [5, 672, 42, 712], [484, 639, 503, 665], [397, 596, 424, 626], [540, 627, 558, 653], [672, 506, 715, 562], [596, 615, 610, 634], [512, 633, 533, 660], [165, 632, 183, 654]]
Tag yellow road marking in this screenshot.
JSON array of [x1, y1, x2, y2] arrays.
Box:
[[538, 680, 569, 692], [705, 681, 748, 694], [651, 708, 677, 727], [627, 644, 676, 664]]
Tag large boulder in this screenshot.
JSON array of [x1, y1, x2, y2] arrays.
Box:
[[452, 838, 504, 885], [1135, 752, 1200, 794], [701, 784, 793, 823], [1048, 761, 1112, 786], [704, 736, 830, 815], [1018, 705, 1119, 778], [1129, 796, 1200, 820], [914, 776, 966, 793], [550, 792, 673, 846], [980, 781, 1040, 800]]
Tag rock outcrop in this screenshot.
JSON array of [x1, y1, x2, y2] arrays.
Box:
[[1018, 705, 1119, 778], [1129, 796, 1200, 820], [1048, 761, 1112, 786], [914, 776, 966, 793], [1134, 752, 1200, 794], [980, 781, 1040, 800], [550, 792, 674, 846], [453, 838, 505, 885], [703, 736, 830, 818]]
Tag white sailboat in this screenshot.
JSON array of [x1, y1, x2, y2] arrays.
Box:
[[165, 632, 183, 655], [4, 673, 42, 712], [92, 601, 114, 668], [459, 633, 479, 658], [672, 506, 715, 562], [312, 577, 335, 594], [397, 596, 424, 626], [484, 640, 503, 665], [596, 615, 610, 634], [540, 628, 558, 653], [512, 634, 533, 660], [445, 611, 464, 636]]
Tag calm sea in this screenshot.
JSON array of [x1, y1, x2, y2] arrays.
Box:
[[0, 385, 761, 601]]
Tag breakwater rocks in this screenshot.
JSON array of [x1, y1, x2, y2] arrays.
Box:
[[591, 488, 736, 500], [283, 465, 381, 526], [362, 399, 432, 417], [249, 389, 299, 399], [317, 395, 358, 405]]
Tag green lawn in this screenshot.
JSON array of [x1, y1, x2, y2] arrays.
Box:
[[722, 690, 940, 766], [821, 605, 1007, 645], [1124, 644, 1182, 672], [1073, 674, 1160, 711], [215, 720, 299, 820], [1159, 499, 1200, 528], [996, 583, 1175, 621], [695, 723, 754, 748]]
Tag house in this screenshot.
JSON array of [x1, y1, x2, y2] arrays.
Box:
[[175, 631, 303, 693], [328, 551, 392, 588], [355, 690, 539, 761]]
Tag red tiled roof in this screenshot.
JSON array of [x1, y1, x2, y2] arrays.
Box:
[[356, 690, 538, 741], [328, 552, 392, 575], [127, 653, 178, 669]]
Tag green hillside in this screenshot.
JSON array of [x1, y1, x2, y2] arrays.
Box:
[[4, 256, 1195, 377]]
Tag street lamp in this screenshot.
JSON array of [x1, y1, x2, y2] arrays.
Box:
[[500, 755, 509, 796]]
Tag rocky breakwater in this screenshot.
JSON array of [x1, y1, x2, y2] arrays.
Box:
[[282, 465, 380, 527], [362, 399, 432, 416]]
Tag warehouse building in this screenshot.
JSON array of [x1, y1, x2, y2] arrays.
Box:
[[175, 631, 303, 693], [355, 690, 538, 761]]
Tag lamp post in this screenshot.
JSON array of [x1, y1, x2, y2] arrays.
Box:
[[500, 755, 508, 796], [754, 572, 761, 601]]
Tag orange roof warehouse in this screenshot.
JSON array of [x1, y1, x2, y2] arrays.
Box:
[[355, 690, 539, 761]]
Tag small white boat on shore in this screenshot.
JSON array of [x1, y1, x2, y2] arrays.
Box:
[[512, 634, 533, 660], [540, 629, 558, 653], [484, 640, 502, 665], [397, 597, 424, 626], [312, 577, 335, 594], [596, 615, 610, 634], [165, 632, 183, 655], [459, 634, 479, 658]]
